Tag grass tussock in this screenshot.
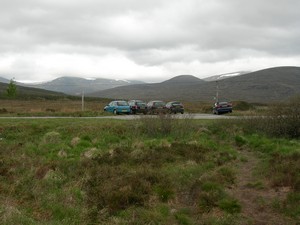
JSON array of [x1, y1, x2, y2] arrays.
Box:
[[268, 151, 300, 191]]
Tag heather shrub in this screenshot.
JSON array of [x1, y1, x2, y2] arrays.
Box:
[[268, 151, 300, 191], [241, 96, 300, 138]]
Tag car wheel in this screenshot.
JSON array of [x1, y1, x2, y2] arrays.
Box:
[[113, 109, 117, 115]]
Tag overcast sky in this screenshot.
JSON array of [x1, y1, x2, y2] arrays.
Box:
[[1, 0, 300, 82]]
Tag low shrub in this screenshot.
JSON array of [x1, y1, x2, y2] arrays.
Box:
[[273, 192, 300, 220], [216, 167, 236, 186], [0, 108, 8, 113], [154, 183, 175, 202], [193, 181, 226, 212], [268, 151, 300, 191], [42, 131, 61, 144], [174, 209, 193, 225], [241, 96, 300, 138], [83, 164, 173, 221], [233, 101, 254, 111], [218, 198, 241, 214], [137, 113, 198, 139], [234, 135, 247, 147], [138, 114, 175, 137], [283, 192, 300, 219]]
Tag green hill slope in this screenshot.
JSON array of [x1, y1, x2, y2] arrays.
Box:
[[0, 82, 66, 99]]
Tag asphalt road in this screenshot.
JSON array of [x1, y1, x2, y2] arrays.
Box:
[[104, 113, 236, 120], [0, 113, 236, 120]]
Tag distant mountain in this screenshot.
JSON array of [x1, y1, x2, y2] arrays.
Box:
[[89, 67, 300, 103], [89, 75, 205, 101], [162, 75, 204, 84], [21, 77, 145, 95], [0, 77, 10, 83]]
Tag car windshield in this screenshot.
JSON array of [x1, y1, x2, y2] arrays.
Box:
[[215, 101, 228, 104], [137, 102, 146, 106], [219, 102, 229, 105], [117, 101, 128, 106], [154, 102, 165, 107]]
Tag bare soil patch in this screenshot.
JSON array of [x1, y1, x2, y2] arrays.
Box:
[[228, 149, 295, 225]]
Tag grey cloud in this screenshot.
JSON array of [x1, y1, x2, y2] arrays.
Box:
[[0, 0, 300, 81], [2, 0, 300, 53]]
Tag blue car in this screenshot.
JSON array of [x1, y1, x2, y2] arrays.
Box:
[[104, 100, 131, 115]]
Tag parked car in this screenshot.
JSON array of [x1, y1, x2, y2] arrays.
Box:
[[166, 101, 184, 114], [213, 101, 233, 114], [128, 100, 148, 114], [104, 100, 131, 115], [147, 100, 167, 114]]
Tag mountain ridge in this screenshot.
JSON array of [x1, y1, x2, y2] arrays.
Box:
[[1, 66, 300, 102], [88, 66, 300, 103], [162, 75, 204, 84], [2, 76, 144, 95], [202, 71, 251, 82]]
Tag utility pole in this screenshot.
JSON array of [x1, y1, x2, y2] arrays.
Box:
[[216, 80, 219, 102], [81, 91, 84, 111]]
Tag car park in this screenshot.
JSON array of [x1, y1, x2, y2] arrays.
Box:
[[128, 100, 148, 114], [166, 101, 184, 114], [104, 100, 131, 115], [213, 101, 232, 114], [147, 100, 167, 114]]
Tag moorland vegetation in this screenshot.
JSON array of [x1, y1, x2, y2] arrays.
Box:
[[0, 97, 299, 224]]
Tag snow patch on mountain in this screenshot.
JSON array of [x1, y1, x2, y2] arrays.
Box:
[[203, 71, 251, 81]]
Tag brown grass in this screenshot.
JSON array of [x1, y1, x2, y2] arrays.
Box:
[[0, 99, 106, 114]]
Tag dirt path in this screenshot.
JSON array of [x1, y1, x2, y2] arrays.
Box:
[[228, 149, 294, 225]]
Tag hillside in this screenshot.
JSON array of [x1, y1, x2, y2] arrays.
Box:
[[0, 77, 9, 83], [210, 66, 300, 102], [89, 75, 205, 101], [23, 77, 144, 95], [0, 82, 67, 99], [89, 67, 300, 103]]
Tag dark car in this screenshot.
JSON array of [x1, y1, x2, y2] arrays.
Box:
[[128, 100, 148, 114], [166, 101, 184, 114], [213, 101, 233, 114], [147, 100, 167, 114], [104, 100, 131, 115]]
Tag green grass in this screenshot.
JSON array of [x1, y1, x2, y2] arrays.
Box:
[[0, 116, 299, 224]]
